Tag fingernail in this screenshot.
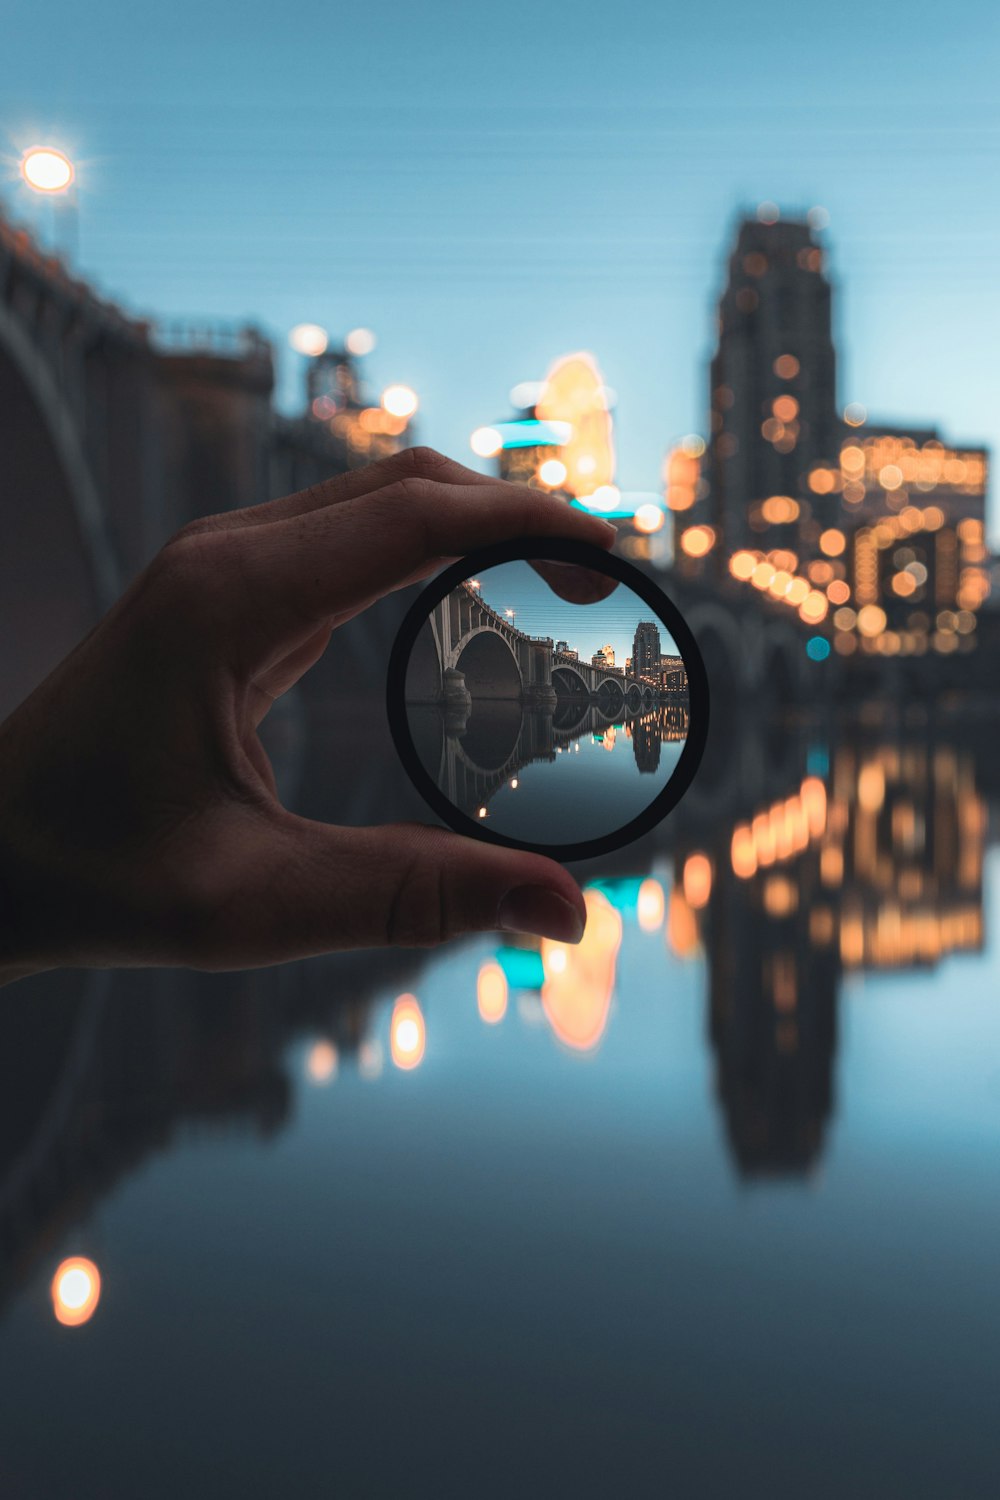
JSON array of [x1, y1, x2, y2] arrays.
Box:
[[497, 886, 585, 944]]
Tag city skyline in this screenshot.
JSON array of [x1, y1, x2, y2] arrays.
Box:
[[464, 562, 680, 669], [2, 0, 998, 533]]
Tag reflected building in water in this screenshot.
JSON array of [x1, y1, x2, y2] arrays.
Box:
[[671, 731, 987, 1175]]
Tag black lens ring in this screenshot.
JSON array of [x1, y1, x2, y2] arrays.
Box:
[[386, 537, 710, 861]]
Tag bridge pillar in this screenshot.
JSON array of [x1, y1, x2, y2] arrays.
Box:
[[523, 637, 557, 706], [441, 667, 471, 712]]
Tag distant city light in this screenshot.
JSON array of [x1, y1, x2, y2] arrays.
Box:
[[509, 380, 546, 409], [470, 426, 503, 458], [51, 1257, 101, 1327], [306, 1039, 338, 1083], [806, 635, 831, 661], [536, 352, 615, 498], [345, 327, 376, 355], [680, 525, 715, 558], [289, 323, 329, 357], [807, 206, 831, 230], [680, 435, 706, 457], [844, 402, 867, 426], [538, 458, 568, 487], [390, 995, 425, 1070], [633, 503, 664, 534], [757, 201, 780, 224], [477, 962, 508, 1024], [486, 419, 572, 450], [637, 878, 665, 932], [575, 484, 621, 514], [381, 384, 418, 418], [683, 853, 713, 909], [21, 146, 74, 193]]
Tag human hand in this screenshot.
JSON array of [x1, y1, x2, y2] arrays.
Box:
[[0, 448, 617, 985]]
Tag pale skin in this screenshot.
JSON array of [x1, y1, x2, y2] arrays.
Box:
[[0, 447, 618, 988]]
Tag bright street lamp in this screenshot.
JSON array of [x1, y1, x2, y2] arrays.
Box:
[[20, 146, 74, 194], [381, 384, 418, 419]]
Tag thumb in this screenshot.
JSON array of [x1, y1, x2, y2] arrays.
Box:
[[224, 818, 587, 963]]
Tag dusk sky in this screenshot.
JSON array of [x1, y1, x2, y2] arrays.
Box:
[[3, 0, 998, 533], [469, 563, 678, 667]]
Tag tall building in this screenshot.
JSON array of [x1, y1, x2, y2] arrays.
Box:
[[592, 644, 615, 668], [679, 215, 840, 567], [632, 621, 662, 680]]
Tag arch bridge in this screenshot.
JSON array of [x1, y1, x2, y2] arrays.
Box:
[[406, 583, 657, 711]]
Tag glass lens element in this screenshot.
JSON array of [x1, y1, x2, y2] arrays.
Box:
[[394, 549, 704, 853]]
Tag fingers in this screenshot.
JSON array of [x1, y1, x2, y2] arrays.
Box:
[[219, 476, 618, 667], [178, 446, 496, 536], [206, 819, 587, 963], [530, 560, 620, 605]]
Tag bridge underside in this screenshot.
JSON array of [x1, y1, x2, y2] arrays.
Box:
[[0, 334, 103, 718]]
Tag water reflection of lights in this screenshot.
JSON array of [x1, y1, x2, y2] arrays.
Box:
[[667, 888, 700, 958], [637, 878, 666, 932], [391, 995, 426, 1070], [51, 1257, 101, 1327], [306, 1040, 338, 1083], [477, 962, 508, 1024], [541, 890, 622, 1052], [683, 853, 712, 909], [359, 1039, 383, 1079]]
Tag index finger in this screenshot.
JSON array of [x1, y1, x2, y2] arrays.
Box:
[[180, 446, 497, 536], [220, 476, 617, 662]]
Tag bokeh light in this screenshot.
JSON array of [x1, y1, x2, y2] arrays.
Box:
[[470, 426, 503, 458], [51, 1257, 101, 1327], [390, 994, 425, 1070], [538, 458, 567, 487], [345, 327, 376, 355], [381, 384, 418, 418], [477, 962, 508, 1024], [21, 146, 74, 193], [289, 323, 328, 357]]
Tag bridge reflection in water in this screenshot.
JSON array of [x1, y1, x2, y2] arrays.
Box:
[[408, 693, 690, 840]]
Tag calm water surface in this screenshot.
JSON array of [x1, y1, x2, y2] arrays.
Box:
[[2, 708, 999, 1498]]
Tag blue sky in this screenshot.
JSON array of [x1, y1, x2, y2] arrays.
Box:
[[472, 563, 678, 666], [3, 1, 999, 534]]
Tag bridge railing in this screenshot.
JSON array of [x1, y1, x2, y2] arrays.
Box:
[[151, 320, 272, 361]]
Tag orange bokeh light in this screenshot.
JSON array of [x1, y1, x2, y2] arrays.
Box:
[[51, 1257, 101, 1327], [683, 852, 712, 909], [541, 889, 621, 1051], [390, 994, 426, 1070], [477, 962, 508, 1024]]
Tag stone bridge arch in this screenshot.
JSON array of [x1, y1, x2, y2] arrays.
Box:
[[0, 297, 120, 715], [452, 624, 523, 699], [552, 663, 591, 698]]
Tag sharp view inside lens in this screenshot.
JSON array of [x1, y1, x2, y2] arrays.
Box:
[[404, 560, 692, 846]]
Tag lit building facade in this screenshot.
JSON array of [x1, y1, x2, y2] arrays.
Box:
[[632, 621, 662, 681], [687, 216, 839, 567]]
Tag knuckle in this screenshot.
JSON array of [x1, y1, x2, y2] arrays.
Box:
[[397, 444, 450, 478], [393, 473, 439, 506]]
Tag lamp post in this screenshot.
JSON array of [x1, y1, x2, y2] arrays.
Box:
[[20, 146, 78, 262]]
